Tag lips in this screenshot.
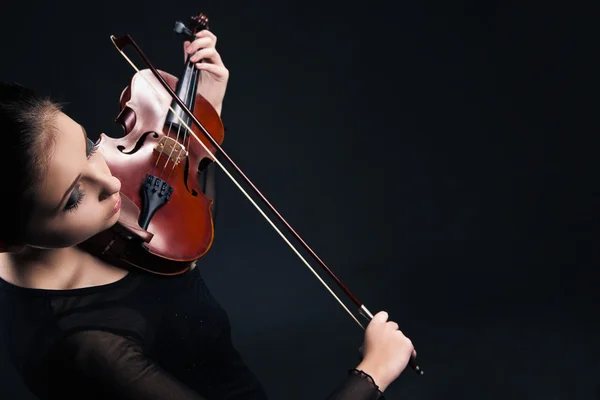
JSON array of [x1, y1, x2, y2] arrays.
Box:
[[109, 193, 121, 218]]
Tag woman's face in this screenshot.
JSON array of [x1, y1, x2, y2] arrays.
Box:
[[23, 112, 122, 248]]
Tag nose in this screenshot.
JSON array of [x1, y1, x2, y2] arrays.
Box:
[[102, 175, 121, 201], [97, 172, 121, 201], [88, 148, 122, 201]]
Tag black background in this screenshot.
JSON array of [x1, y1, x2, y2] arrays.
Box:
[[0, 1, 597, 399]]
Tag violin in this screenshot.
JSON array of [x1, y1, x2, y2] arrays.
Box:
[[79, 15, 220, 275], [80, 13, 424, 375]]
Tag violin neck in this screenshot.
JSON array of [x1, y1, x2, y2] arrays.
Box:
[[164, 59, 200, 133]]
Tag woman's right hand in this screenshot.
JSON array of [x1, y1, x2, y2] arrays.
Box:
[[355, 311, 416, 392]]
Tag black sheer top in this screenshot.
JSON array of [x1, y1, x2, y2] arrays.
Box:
[[0, 266, 383, 400]]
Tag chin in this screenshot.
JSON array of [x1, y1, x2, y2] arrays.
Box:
[[108, 208, 121, 225]]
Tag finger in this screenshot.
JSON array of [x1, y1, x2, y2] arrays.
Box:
[[412, 349, 417, 358], [186, 37, 215, 55], [387, 321, 399, 331], [195, 62, 229, 80], [195, 29, 217, 44], [185, 30, 216, 48], [190, 48, 223, 65], [371, 311, 388, 324]]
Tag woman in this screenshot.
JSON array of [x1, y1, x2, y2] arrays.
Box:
[[0, 28, 416, 399]]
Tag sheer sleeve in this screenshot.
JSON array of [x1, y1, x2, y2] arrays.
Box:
[[325, 369, 385, 400], [44, 330, 207, 400], [40, 330, 384, 400]]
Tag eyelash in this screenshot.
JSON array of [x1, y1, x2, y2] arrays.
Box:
[[88, 140, 99, 158], [64, 139, 99, 212], [66, 186, 85, 213]]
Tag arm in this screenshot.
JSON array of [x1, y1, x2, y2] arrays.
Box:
[[44, 330, 392, 400], [325, 369, 385, 400], [46, 330, 207, 400]]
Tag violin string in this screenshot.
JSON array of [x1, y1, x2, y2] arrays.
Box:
[[181, 53, 201, 181], [158, 92, 182, 177], [165, 59, 198, 184], [152, 136, 160, 175], [185, 59, 200, 158], [164, 65, 191, 182], [161, 110, 181, 181], [159, 61, 188, 181], [155, 122, 169, 177], [114, 44, 364, 330], [162, 123, 181, 182], [161, 115, 182, 181], [152, 121, 168, 176]]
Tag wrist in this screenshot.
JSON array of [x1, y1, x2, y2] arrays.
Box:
[[355, 361, 392, 392]]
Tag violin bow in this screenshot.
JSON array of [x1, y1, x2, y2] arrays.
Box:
[[110, 24, 423, 376]]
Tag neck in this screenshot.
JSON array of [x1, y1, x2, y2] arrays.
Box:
[[164, 59, 200, 130], [0, 246, 127, 290]]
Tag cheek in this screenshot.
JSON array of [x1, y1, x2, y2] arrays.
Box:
[[29, 205, 111, 248]]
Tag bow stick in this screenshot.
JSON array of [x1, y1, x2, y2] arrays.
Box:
[[110, 31, 423, 376]]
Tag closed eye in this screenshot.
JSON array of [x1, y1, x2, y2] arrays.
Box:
[[63, 136, 98, 212]]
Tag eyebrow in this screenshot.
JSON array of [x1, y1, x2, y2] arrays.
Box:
[[54, 125, 88, 212]]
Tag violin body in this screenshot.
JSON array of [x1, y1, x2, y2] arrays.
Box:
[[104, 69, 222, 259], [80, 14, 224, 275]]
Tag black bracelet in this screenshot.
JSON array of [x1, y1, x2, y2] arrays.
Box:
[[348, 369, 385, 399]]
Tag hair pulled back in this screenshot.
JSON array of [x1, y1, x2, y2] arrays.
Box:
[[0, 82, 61, 243]]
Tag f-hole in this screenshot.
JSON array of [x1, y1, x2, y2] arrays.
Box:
[[197, 157, 213, 196], [198, 157, 212, 173]]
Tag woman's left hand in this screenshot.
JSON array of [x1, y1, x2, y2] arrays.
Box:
[[184, 29, 229, 115]]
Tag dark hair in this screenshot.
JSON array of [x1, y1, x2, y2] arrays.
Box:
[[0, 81, 61, 243]]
